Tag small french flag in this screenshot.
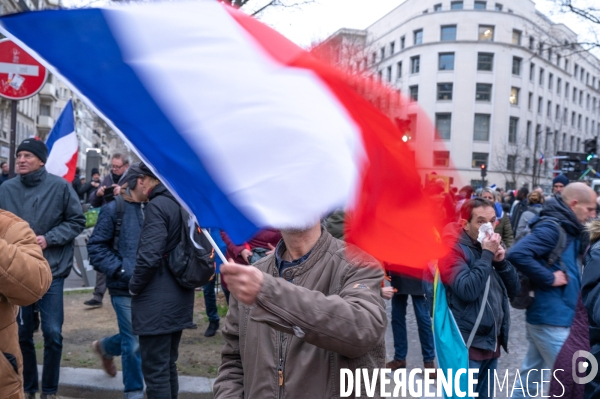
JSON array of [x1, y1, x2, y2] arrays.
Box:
[[45, 99, 78, 182]]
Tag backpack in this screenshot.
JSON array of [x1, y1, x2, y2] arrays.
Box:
[[510, 217, 568, 310], [166, 207, 215, 289], [112, 196, 126, 251]]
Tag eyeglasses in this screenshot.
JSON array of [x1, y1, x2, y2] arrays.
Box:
[[111, 164, 126, 170]]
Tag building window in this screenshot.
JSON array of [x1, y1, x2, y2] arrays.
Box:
[[528, 92, 533, 110], [565, 59, 569, 72], [557, 78, 562, 95], [434, 151, 450, 167], [529, 63, 535, 81], [478, 25, 494, 41], [575, 64, 579, 78], [411, 56, 420, 74], [476, 83, 492, 102], [572, 111, 576, 127], [409, 85, 419, 102], [570, 136, 574, 151], [434, 3, 442, 11], [380, 47, 385, 60], [451, 1, 463, 10], [512, 57, 521, 75], [564, 108, 568, 124], [508, 117, 519, 143], [474, 1, 486, 9], [436, 113, 452, 140], [507, 155, 516, 172], [477, 53, 494, 71], [526, 121, 532, 146], [512, 30, 521, 46], [565, 82, 569, 99], [510, 87, 519, 105], [556, 104, 560, 120], [372, 52, 377, 64], [573, 87, 577, 102], [396, 61, 402, 79], [414, 29, 423, 45], [529, 36, 535, 50], [547, 100, 552, 117], [472, 152, 489, 167], [390, 41, 395, 55], [549, 73, 553, 90], [580, 90, 583, 106], [525, 157, 530, 172], [578, 114, 582, 130], [386, 66, 392, 82], [495, 3, 503, 11], [473, 114, 491, 141], [400, 36, 406, 49], [439, 53, 455, 70], [557, 54, 561, 67], [539, 68, 544, 86], [441, 25, 457, 41], [538, 96, 543, 114], [437, 83, 453, 100]]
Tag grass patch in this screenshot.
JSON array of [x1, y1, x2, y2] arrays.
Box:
[[64, 288, 94, 296]]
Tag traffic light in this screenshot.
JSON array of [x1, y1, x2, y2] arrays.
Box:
[[480, 164, 487, 178], [585, 138, 597, 161], [395, 118, 411, 142]]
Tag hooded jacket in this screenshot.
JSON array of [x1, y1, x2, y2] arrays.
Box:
[[514, 204, 543, 242], [582, 220, 600, 395], [213, 230, 387, 399], [129, 183, 194, 335], [439, 224, 520, 353], [0, 210, 51, 399], [0, 167, 86, 278], [507, 197, 583, 327], [87, 192, 146, 296]]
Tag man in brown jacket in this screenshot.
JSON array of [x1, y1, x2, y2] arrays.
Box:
[[0, 210, 52, 399], [213, 223, 387, 398]]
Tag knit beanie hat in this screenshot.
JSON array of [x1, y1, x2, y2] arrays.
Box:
[[17, 139, 48, 163], [552, 175, 569, 186], [91, 168, 100, 176]]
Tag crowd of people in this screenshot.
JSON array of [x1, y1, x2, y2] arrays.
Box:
[[3, 137, 600, 398]]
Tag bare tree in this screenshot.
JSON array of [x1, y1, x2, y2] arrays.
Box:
[[221, 0, 316, 17], [493, 135, 534, 190]]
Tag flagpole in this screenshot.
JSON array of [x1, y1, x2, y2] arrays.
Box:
[[201, 228, 228, 265]]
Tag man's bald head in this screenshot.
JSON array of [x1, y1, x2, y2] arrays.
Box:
[[562, 182, 597, 223]]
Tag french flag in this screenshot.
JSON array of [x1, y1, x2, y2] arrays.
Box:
[[0, 2, 446, 268], [45, 99, 78, 182]]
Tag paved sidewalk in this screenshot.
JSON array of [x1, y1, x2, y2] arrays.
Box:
[[39, 366, 214, 399]]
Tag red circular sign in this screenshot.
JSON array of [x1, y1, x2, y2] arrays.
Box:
[[0, 39, 47, 100]]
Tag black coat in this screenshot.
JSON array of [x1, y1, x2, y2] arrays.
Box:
[[440, 225, 520, 353], [129, 183, 195, 335]]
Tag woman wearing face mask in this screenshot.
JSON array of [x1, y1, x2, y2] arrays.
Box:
[[480, 187, 514, 248]]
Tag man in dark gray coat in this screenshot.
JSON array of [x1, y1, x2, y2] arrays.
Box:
[[0, 139, 85, 399]]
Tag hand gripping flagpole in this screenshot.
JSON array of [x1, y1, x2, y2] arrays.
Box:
[[201, 228, 228, 265]]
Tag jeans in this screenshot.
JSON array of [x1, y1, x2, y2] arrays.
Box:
[[19, 277, 64, 395], [390, 294, 435, 362], [202, 278, 219, 323], [100, 296, 144, 398], [139, 331, 183, 399], [511, 323, 570, 398], [469, 358, 498, 399]]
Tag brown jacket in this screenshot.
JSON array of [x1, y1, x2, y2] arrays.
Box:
[[213, 231, 386, 399], [0, 210, 52, 399]]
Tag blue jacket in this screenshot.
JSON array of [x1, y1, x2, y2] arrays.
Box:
[[507, 197, 583, 327], [87, 194, 146, 296]]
